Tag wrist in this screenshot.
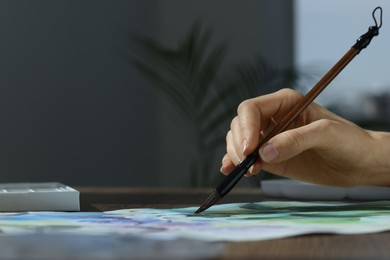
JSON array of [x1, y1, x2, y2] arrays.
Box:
[[366, 130, 390, 186]]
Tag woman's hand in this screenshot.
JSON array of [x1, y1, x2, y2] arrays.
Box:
[[220, 88, 390, 187]]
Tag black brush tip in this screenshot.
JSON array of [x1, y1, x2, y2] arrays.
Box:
[[194, 190, 221, 214]]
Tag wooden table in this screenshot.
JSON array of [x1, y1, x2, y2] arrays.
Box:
[[78, 187, 390, 259]]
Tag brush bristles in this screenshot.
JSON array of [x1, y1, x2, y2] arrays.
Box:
[[194, 190, 221, 214]]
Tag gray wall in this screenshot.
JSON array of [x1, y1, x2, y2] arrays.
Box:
[[157, 0, 294, 186], [0, 0, 293, 187], [0, 1, 160, 186]]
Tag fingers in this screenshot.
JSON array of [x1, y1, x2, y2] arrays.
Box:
[[237, 89, 303, 156], [220, 153, 235, 175], [220, 152, 263, 176], [221, 88, 305, 176], [236, 100, 261, 156], [225, 129, 243, 167], [221, 126, 262, 176]]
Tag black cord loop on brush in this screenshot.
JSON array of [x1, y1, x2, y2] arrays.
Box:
[[353, 6, 383, 53], [373, 6, 383, 29]]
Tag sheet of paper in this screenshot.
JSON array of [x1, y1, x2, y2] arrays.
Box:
[[1, 201, 390, 241], [0, 234, 223, 260]]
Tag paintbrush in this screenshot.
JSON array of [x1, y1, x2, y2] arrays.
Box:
[[195, 6, 383, 214]]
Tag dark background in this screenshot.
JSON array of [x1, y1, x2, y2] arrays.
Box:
[[0, 0, 293, 186]]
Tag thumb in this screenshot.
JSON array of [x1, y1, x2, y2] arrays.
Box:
[[259, 119, 332, 163]]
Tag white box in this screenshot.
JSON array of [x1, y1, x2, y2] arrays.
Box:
[[0, 182, 80, 212]]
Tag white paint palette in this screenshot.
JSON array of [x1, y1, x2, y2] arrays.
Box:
[[0, 182, 79, 212], [261, 179, 390, 201]]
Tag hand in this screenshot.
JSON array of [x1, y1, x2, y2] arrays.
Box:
[[220, 88, 390, 187]]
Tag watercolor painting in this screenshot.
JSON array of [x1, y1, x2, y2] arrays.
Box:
[[0, 201, 389, 241]]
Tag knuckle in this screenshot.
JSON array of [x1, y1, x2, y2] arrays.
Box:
[[278, 88, 303, 99], [230, 116, 238, 130], [316, 118, 335, 132], [237, 99, 253, 115], [278, 88, 297, 95], [226, 130, 232, 144], [284, 128, 306, 149]]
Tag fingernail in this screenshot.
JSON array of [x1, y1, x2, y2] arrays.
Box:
[[260, 143, 279, 162], [220, 157, 228, 172], [242, 138, 248, 154]]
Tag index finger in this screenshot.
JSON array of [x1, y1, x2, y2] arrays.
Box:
[[237, 89, 303, 156]]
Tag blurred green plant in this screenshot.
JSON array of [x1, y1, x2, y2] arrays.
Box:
[[132, 23, 299, 186]]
